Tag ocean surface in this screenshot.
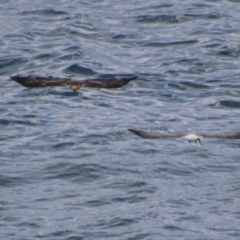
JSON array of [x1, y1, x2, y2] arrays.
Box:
[[1, 0, 240, 239]]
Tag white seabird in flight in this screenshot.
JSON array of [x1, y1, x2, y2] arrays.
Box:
[[128, 129, 240, 145]]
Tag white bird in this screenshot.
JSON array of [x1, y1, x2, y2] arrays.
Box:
[[128, 129, 240, 145]]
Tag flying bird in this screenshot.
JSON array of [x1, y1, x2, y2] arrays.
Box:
[[10, 75, 137, 91], [128, 129, 240, 145]]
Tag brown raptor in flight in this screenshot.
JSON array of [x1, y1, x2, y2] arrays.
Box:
[[11, 75, 137, 91]]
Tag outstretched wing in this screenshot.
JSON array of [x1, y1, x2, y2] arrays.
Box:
[[200, 132, 240, 139], [128, 129, 185, 139], [81, 76, 137, 88], [10, 75, 77, 88], [10, 75, 137, 91]]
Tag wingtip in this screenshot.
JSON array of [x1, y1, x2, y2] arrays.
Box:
[[10, 75, 17, 80], [10, 75, 25, 81], [128, 129, 136, 133], [128, 129, 140, 135], [10, 75, 23, 83], [127, 76, 137, 81], [118, 75, 137, 81]]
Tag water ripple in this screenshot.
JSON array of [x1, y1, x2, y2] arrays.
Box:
[[1, 1, 240, 239]]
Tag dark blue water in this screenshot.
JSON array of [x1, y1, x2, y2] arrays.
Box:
[[1, 0, 240, 239]]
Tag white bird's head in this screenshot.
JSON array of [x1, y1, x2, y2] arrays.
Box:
[[182, 134, 202, 145]]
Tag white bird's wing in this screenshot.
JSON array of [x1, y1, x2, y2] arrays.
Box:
[[200, 132, 240, 139], [128, 129, 185, 139]]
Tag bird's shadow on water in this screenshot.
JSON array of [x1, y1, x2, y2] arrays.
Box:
[[44, 88, 81, 97], [11, 87, 81, 98], [127, 137, 240, 162]]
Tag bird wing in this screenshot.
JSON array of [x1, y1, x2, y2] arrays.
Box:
[[81, 76, 137, 88], [128, 129, 185, 139], [10, 75, 137, 91], [200, 132, 240, 139], [11, 75, 76, 88]]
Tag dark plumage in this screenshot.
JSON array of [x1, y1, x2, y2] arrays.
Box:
[[11, 75, 137, 91]]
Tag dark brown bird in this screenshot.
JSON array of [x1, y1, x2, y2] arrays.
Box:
[[129, 129, 240, 145], [10, 75, 137, 91]]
